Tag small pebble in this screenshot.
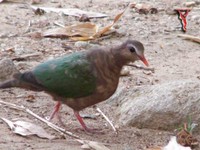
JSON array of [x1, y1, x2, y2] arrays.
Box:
[[74, 41, 89, 48], [183, 1, 196, 7]]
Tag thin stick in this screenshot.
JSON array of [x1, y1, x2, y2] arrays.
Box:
[[0, 100, 80, 139], [95, 107, 117, 134], [12, 52, 42, 61], [54, 22, 65, 27], [178, 34, 200, 44], [126, 64, 155, 72], [24, 20, 31, 33]]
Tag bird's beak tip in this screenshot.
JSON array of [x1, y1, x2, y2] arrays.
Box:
[[139, 55, 149, 67]]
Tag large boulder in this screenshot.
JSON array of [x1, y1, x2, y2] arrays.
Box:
[[113, 80, 200, 130]]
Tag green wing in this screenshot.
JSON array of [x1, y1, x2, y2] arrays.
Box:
[[33, 52, 96, 98]]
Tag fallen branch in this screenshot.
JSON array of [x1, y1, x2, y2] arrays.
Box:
[[126, 64, 155, 72], [178, 34, 200, 44], [12, 52, 42, 61], [95, 106, 117, 134]]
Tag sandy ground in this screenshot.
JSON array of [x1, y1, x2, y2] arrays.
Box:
[[0, 0, 200, 149]]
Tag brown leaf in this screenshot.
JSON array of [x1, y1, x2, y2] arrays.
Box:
[[43, 23, 98, 38], [176, 125, 198, 147], [70, 36, 94, 41], [43, 6, 127, 41], [26, 94, 36, 102], [95, 8, 126, 37]]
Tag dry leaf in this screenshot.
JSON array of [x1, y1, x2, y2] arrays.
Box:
[[26, 94, 36, 102], [43, 7, 126, 41], [31, 6, 107, 18], [1, 117, 55, 139], [43, 22, 98, 38], [95, 8, 126, 37], [70, 36, 94, 41]]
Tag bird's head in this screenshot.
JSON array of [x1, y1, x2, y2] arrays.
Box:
[[117, 40, 149, 66]]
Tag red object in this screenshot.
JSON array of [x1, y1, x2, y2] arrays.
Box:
[[174, 8, 191, 32]]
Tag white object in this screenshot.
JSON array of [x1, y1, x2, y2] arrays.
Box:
[[163, 136, 191, 150]]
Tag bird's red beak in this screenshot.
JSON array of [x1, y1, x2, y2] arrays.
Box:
[[138, 55, 149, 66]]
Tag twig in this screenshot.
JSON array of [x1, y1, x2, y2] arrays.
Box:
[[126, 64, 155, 72], [0, 100, 80, 139], [24, 20, 31, 33], [12, 52, 42, 61], [54, 22, 65, 27], [178, 34, 200, 44], [95, 106, 117, 134], [95, 34, 113, 41]]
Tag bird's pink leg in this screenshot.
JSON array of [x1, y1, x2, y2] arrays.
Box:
[[48, 101, 65, 126], [48, 101, 61, 120], [74, 111, 88, 131], [74, 111, 103, 133]]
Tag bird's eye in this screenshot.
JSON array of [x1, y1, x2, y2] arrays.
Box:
[[129, 47, 136, 53]]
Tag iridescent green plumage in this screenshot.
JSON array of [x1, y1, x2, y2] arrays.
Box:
[[33, 52, 96, 98]]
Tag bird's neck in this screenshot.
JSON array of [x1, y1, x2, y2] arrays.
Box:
[[110, 48, 130, 69]]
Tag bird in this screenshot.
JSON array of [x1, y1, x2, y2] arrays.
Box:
[[0, 40, 149, 132]]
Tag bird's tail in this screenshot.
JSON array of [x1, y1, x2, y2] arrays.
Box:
[[0, 72, 44, 91], [0, 73, 23, 89], [0, 71, 45, 91]]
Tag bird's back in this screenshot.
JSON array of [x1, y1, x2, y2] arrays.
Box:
[[31, 52, 97, 98]]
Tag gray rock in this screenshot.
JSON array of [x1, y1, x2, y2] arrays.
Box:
[[0, 59, 19, 82], [191, 15, 200, 25], [116, 27, 128, 36], [114, 80, 200, 131], [75, 41, 100, 49], [74, 41, 89, 48], [14, 45, 35, 55]]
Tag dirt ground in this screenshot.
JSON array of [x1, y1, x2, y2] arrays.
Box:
[[0, 0, 200, 150]]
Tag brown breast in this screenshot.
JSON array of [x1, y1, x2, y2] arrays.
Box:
[[63, 49, 122, 111]]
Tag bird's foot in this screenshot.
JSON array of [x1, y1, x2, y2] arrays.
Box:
[[74, 111, 104, 134]]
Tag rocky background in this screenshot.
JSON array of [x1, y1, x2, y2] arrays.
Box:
[[0, 0, 200, 149]]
